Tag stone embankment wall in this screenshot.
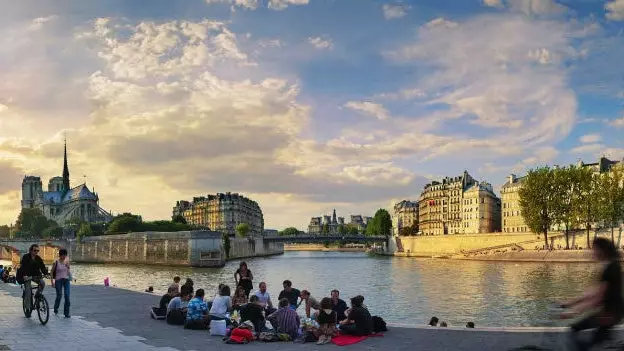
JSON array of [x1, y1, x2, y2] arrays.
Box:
[[71, 231, 284, 267]]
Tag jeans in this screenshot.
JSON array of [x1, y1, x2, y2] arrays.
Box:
[[54, 278, 71, 316], [24, 278, 45, 311], [570, 312, 620, 351]]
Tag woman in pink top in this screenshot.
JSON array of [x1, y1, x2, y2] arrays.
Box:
[[52, 249, 71, 318]]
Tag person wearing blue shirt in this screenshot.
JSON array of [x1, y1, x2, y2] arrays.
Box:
[[185, 289, 209, 330]]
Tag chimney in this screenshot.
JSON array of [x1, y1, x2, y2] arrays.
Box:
[[508, 174, 516, 184]]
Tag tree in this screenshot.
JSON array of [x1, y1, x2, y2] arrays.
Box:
[[76, 222, 93, 242], [551, 167, 581, 249], [576, 167, 601, 249], [338, 224, 348, 235], [171, 215, 187, 224], [346, 224, 360, 235], [321, 223, 330, 235], [222, 232, 231, 259], [279, 227, 300, 236], [519, 167, 557, 249], [0, 225, 10, 238], [42, 225, 63, 239], [597, 166, 624, 244], [105, 213, 143, 234], [16, 208, 51, 237], [236, 223, 250, 238], [366, 209, 392, 236]]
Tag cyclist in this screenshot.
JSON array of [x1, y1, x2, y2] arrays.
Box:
[[559, 237, 623, 351], [20, 244, 49, 311]]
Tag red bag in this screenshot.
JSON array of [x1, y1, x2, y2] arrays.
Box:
[[227, 328, 254, 344]]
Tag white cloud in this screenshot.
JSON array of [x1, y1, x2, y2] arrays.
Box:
[[205, 0, 259, 10], [383, 4, 410, 20], [307, 36, 333, 50], [375, 87, 425, 100], [268, 0, 309, 10], [483, 0, 504, 8], [571, 143, 605, 155], [508, 0, 568, 16], [258, 39, 282, 48], [0, 104, 8, 113], [344, 101, 390, 120], [611, 117, 624, 127], [579, 134, 602, 143], [606, 0, 624, 21], [424, 17, 458, 29], [28, 15, 58, 31]]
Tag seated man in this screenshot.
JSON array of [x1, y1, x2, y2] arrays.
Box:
[[331, 289, 348, 322], [267, 298, 300, 340], [339, 295, 373, 336], [185, 289, 210, 330], [152, 286, 178, 319], [300, 290, 321, 319], [240, 295, 265, 333], [254, 282, 275, 314], [278, 280, 300, 311]]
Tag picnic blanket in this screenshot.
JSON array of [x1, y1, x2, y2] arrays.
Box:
[[331, 332, 383, 346]]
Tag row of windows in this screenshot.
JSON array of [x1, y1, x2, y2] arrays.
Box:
[[503, 211, 521, 217], [503, 227, 527, 233], [502, 202, 520, 209]]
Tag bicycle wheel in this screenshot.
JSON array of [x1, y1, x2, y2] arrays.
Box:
[[22, 290, 32, 318], [36, 295, 49, 325]]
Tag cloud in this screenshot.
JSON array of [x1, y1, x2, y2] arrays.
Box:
[[611, 117, 624, 127], [307, 36, 333, 50], [375, 88, 425, 100], [606, 0, 624, 21], [343, 101, 390, 120], [570, 143, 605, 155], [268, 0, 309, 10], [424, 17, 458, 29], [579, 134, 602, 143], [382, 4, 410, 20], [508, 0, 568, 16], [483, 0, 504, 8], [0, 161, 22, 195]]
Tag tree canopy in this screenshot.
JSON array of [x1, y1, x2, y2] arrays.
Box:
[[519, 167, 557, 248], [366, 209, 393, 236], [279, 227, 300, 236], [236, 223, 250, 237], [15, 208, 60, 238]]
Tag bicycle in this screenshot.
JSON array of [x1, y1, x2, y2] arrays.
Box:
[[21, 276, 50, 325], [508, 303, 624, 351]]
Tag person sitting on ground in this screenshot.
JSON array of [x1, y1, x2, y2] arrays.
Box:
[[240, 295, 265, 333], [428, 316, 439, 327], [339, 295, 373, 336], [267, 298, 300, 340], [232, 285, 248, 310], [170, 276, 181, 295], [254, 282, 275, 314], [300, 290, 321, 319], [167, 286, 193, 325], [560, 237, 623, 351], [314, 297, 338, 345], [160, 286, 178, 310], [0, 265, 4, 280], [278, 280, 301, 310], [209, 285, 233, 325], [466, 322, 475, 328], [440, 322, 448, 327], [331, 289, 348, 322], [182, 278, 193, 292], [185, 289, 210, 330]]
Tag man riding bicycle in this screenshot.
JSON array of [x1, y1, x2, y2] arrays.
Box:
[[20, 244, 49, 311]]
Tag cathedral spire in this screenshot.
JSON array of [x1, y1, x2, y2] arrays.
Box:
[[62, 135, 70, 192]]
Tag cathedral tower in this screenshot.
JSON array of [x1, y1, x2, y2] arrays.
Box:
[[62, 137, 70, 192]]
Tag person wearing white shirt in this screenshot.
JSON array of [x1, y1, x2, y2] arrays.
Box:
[[254, 281, 276, 314]]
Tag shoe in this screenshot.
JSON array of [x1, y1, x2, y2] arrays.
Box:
[[54, 310, 58, 315], [64, 315, 71, 318], [316, 336, 326, 345], [323, 337, 332, 345]]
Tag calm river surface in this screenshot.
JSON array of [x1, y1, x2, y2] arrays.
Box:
[[2, 252, 602, 327]]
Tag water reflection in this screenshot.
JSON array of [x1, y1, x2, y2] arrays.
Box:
[[61, 252, 600, 327]]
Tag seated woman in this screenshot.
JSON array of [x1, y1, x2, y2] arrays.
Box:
[[314, 297, 338, 345], [240, 295, 265, 332], [210, 285, 233, 325], [167, 286, 192, 325], [232, 286, 248, 311], [339, 295, 373, 336], [300, 290, 321, 319]]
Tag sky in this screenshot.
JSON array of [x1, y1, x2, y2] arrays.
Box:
[[0, 0, 623, 230]]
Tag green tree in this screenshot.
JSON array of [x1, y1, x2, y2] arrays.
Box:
[[222, 233, 231, 259], [171, 215, 187, 224], [321, 223, 330, 235], [366, 209, 392, 236], [597, 167, 624, 244], [105, 213, 143, 234], [42, 225, 63, 239], [519, 167, 557, 249], [16, 208, 53, 237], [76, 222, 93, 242], [552, 167, 581, 249], [576, 167, 601, 249], [346, 224, 360, 235], [279, 227, 300, 236], [338, 224, 348, 235], [236, 223, 250, 238], [0, 225, 10, 238]]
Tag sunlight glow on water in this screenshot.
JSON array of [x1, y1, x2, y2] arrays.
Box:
[[66, 252, 599, 327]]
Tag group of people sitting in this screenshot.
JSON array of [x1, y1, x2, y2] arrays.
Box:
[[428, 316, 474, 328], [151, 262, 384, 345], [0, 265, 17, 284]]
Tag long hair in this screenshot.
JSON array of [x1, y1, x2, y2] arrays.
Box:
[[593, 238, 620, 261]]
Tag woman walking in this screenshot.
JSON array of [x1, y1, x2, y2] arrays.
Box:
[[234, 262, 254, 297], [52, 249, 71, 318]]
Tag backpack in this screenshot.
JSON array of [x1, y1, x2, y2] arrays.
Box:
[[372, 316, 388, 333], [16, 267, 25, 285]]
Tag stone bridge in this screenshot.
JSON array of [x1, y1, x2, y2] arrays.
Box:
[[263, 235, 388, 244], [0, 238, 70, 265]]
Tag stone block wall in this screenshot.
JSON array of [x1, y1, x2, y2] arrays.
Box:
[[229, 238, 284, 260]]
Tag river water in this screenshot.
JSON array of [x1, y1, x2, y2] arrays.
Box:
[[2, 252, 601, 327]]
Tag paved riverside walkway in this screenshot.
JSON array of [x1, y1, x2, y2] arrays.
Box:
[[1, 283, 623, 351]]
